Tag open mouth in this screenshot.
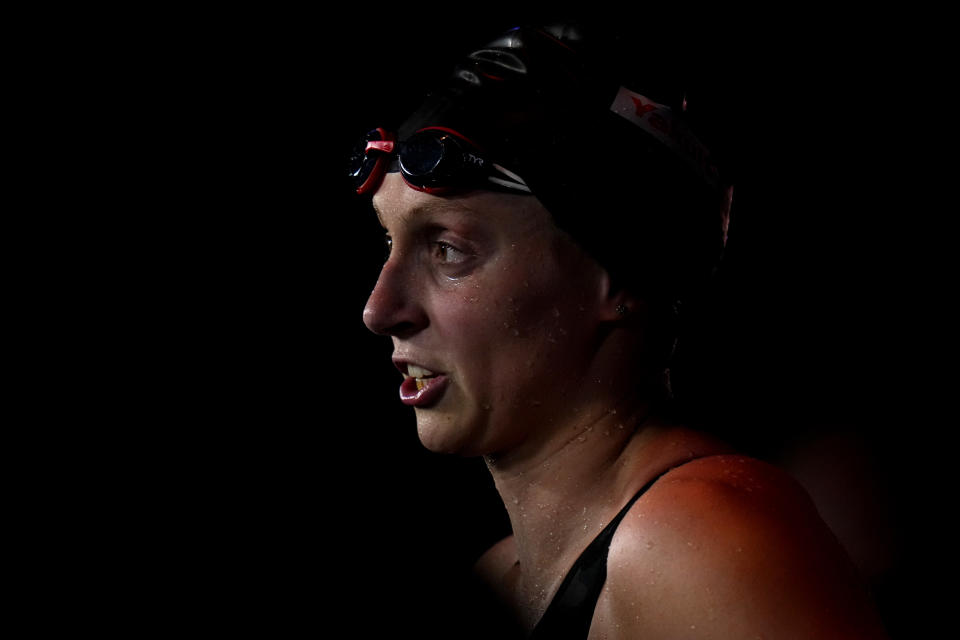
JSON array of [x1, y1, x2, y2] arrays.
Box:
[[406, 364, 439, 391], [398, 363, 449, 407]]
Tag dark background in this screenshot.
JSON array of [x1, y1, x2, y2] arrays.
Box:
[[43, 7, 938, 638]]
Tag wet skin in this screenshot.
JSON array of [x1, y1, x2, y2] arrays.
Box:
[[363, 174, 889, 639], [363, 173, 619, 458]]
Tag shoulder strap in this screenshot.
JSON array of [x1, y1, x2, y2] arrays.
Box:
[[528, 468, 673, 640]]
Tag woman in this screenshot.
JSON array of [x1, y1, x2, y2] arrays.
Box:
[[353, 22, 887, 639]]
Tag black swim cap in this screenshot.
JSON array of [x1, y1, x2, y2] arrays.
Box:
[[394, 21, 733, 303]]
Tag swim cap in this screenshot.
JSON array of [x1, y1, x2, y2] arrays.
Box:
[[391, 21, 733, 302]]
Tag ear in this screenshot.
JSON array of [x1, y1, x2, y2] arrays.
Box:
[[595, 268, 644, 324]]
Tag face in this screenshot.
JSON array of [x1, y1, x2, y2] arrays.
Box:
[[363, 173, 613, 457]]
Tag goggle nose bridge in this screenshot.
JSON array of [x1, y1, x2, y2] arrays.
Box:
[[365, 140, 396, 154]]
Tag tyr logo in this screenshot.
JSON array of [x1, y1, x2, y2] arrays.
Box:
[[631, 96, 657, 117]]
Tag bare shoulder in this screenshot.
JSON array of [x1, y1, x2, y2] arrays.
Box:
[[592, 455, 888, 639]]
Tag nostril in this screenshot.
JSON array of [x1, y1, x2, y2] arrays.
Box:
[[384, 320, 420, 339]]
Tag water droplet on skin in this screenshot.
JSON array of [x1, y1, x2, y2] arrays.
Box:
[[513, 497, 519, 505], [512, 328, 520, 337], [604, 430, 610, 436], [618, 423, 625, 430], [552, 307, 560, 318], [577, 436, 586, 443], [646, 541, 654, 549]]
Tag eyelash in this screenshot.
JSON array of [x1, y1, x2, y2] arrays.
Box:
[[382, 234, 473, 276], [433, 241, 466, 264], [384, 235, 467, 264]]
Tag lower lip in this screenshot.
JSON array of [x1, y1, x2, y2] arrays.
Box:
[[399, 375, 449, 407]]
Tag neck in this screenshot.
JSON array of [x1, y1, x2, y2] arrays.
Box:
[[483, 389, 657, 590], [483, 386, 729, 619]]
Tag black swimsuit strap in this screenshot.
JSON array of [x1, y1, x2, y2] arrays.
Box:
[[528, 467, 675, 640]]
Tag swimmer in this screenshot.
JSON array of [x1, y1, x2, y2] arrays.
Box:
[[355, 21, 888, 639]]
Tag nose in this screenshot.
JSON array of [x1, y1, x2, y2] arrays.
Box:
[[362, 255, 428, 338]]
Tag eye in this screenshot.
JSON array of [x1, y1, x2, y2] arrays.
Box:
[[433, 241, 467, 265], [383, 235, 393, 261]]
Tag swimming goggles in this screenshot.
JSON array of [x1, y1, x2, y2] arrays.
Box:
[[348, 126, 531, 195]]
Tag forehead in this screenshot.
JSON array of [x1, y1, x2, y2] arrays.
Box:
[[372, 173, 553, 233]]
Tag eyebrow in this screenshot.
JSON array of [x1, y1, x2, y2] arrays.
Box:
[[374, 197, 483, 229]]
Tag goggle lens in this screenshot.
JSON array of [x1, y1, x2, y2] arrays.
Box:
[[349, 127, 530, 195], [397, 134, 445, 180]]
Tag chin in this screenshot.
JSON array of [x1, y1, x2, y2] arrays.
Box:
[[414, 410, 489, 457]]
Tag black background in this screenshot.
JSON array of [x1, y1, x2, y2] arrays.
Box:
[[42, 7, 939, 638]]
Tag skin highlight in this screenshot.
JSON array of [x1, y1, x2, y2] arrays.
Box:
[[363, 173, 889, 638], [364, 173, 632, 460]]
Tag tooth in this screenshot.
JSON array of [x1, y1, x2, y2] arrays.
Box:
[[408, 365, 435, 378], [416, 379, 424, 391]]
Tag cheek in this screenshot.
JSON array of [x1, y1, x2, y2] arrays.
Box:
[[456, 276, 585, 375], [431, 248, 594, 381]]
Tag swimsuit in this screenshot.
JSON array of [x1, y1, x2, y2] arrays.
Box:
[[528, 468, 674, 639]]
